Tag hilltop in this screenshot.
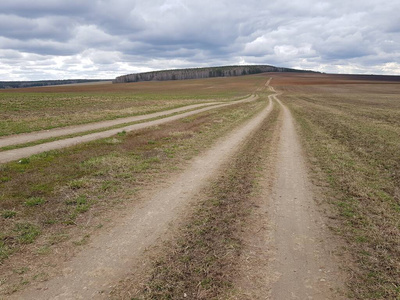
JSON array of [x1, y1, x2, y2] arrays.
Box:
[[113, 65, 315, 83]]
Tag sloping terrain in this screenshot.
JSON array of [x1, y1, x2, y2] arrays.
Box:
[[2, 73, 398, 299]]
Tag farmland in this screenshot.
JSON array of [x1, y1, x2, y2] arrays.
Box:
[[0, 74, 271, 296], [0, 76, 264, 136], [274, 73, 400, 299], [0, 72, 399, 299]]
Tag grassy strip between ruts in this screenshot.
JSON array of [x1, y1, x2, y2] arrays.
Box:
[[0, 102, 226, 152], [0, 75, 265, 136], [284, 87, 400, 299], [0, 97, 268, 295], [110, 101, 280, 299]]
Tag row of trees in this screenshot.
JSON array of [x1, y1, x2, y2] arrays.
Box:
[[0, 79, 108, 89], [113, 65, 309, 83]]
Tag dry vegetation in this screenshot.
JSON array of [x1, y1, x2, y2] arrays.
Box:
[[0, 90, 268, 295], [110, 97, 280, 300], [3, 72, 399, 299], [275, 74, 400, 299], [0, 76, 265, 136]]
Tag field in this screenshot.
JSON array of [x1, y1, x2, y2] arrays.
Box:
[[273, 73, 400, 299], [0, 75, 272, 296], [0, 76, 264, 136], [1, 73, 399, 299]]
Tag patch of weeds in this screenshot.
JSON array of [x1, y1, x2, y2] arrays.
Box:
[[18, 158, 30, 165], [2, 210, 17, 219], [44, 218, 57, 225], [63, 213, 77, 225], [31, 183, 53, 194], [66, 195, 91, 214], [101, 180, 117, 192], [73, 234, 90, 246], [24, 197, 45, 207], [117, 130, 127, 136], [0, 176, 11, 182], [68, 178, 88, 190], [0, 240, 12, 261], [76, 199, 90, 213], [14, 222, 41, 244]]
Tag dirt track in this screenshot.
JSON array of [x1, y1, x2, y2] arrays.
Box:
[[0, 102, 222, 148], [7, 81, 346, 299], [268, 95, 345, 299], [0, 95, 257, 164], [10, 96, 272, 299]]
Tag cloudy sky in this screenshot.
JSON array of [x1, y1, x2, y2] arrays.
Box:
[[1, 0, 399, 80]]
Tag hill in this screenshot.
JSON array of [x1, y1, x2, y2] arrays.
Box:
[[113, 65, 314, 83]]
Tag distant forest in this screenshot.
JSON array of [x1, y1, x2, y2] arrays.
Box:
[[0, 79, 109, 89], [114, 65, 315, 83]]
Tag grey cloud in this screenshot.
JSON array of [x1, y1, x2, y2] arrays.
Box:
[[0, 1, 92, 17], [1, 0, 400, 80], [0, 14, 74, 41]]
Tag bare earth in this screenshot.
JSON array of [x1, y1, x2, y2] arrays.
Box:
[[10, 97, 273, 299], [232, 86, 345, 299], [268, 96, 346, 299], [0, 95, 257, 164], [0, 102, 222, 148], [5, 80, 347, 299]]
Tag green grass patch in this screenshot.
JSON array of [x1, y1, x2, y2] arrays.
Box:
[[14, 223, 41, 244], [24, 197, 45, 207], [2, 210, 17, 219]]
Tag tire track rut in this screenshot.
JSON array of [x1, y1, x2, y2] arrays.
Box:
[[0, 95, 257, 164], [10, 96, 271, 299], [268, 91, 346, 299]]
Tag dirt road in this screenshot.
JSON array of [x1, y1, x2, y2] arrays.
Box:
[[267, 95, 345, 299], [0, 102, 223, 148], [11, 97, 272, 299], [0, 95, 257, 164], [6, 80, 346, 299]]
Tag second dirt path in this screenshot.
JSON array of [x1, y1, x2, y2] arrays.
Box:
[[0, 95, 257, 164]]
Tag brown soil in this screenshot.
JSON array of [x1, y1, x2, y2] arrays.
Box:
[[267, 96, 346, 299], [0, 102, 221, 148], [0, 95, 258, 164], [9, 96, 272, 299], [232, 83, 347, 299], [4, 77, 351, 299]]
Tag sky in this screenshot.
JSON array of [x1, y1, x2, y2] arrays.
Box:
[[0, 0, 399, 81]]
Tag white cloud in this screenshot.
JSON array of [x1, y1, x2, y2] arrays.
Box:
[[0, 0, 399, 80]]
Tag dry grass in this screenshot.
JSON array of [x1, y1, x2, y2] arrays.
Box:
[[0, 75, 265, 136], [0, 97, 267, 295], [279, 80, 400, 299], [110, 102, 280, 299]]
